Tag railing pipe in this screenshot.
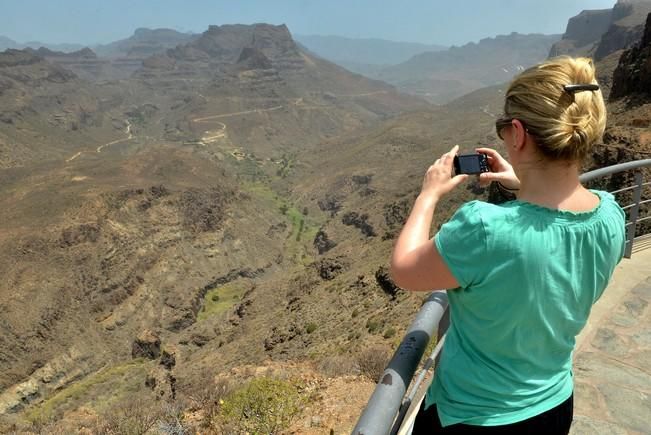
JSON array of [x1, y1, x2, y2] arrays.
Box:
[[579, 159, 651, 183], [580, 160, 651, 259], [352, 291, 448, 435], [625, 171, 644, 258]]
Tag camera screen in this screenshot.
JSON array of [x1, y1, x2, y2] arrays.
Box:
[[458, 155, 482, 173]]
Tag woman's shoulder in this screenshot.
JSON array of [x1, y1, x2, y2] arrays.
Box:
[[456, 199, 515, 218], [447, 200, 516, 233]]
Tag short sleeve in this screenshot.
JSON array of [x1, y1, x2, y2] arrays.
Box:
[[434, 201, 488, 288]]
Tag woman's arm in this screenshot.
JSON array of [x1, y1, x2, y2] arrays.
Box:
[[390, 145, 468, 291]]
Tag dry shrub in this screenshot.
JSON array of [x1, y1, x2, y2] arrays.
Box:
[[157, 402, 191, 435], [176, 370, 234, 430], [357, 345, 392, 382], [92, 398, 161, 435], [317, 355, 358, 378]]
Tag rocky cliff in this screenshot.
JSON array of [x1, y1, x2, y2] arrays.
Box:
[[167, 23, 303, 70], [549, 9, 612, 56], [549, 0, 651, 59], [594, 0, 651, 59], [611, 12, 651, 98]]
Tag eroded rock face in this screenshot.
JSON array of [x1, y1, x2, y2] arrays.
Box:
[[611, 13, 651, 99], [549, 9, 613, 56], [132, 330, 161, 360], [313, 229, 336, 254], [374, 266, 401, 299], [315, 257, 348, 280]]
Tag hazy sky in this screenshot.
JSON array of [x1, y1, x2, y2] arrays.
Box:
[[2, 0, 617, 46]]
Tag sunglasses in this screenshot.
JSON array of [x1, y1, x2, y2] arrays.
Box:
[[495, 117, 532, 140], [495, 117, 513, 140]]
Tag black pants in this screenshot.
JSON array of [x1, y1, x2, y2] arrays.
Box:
[[412, 394, 573, 434]]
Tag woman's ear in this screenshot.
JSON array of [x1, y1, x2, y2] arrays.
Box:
[[511, 119, 527, 151]]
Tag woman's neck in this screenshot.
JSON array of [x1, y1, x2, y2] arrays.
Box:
[[515, 159, 587, 209]]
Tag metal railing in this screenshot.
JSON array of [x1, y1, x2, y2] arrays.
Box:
[[353, 159, 651, 435], [579, 159, 651, 258], [352, 291, 448, 435]]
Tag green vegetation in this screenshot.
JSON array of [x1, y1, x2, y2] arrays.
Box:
[[242, 181, 322, 264], [220, 377, 305, 434], [305, 322, 318, 334], [365, 318, 382, 334], [383, 327, 397, 339], [276, 153, 296, 178], [25, 360, 146, 422], [199, 284, 245, 321]]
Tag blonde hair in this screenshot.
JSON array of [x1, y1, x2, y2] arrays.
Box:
[[504, 56, 606, 161]]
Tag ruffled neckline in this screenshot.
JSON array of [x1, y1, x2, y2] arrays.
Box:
[[507, 190, 605, 221]]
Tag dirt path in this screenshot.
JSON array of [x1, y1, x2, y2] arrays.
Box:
[[65, 120, 134, 162], [333, 90, 389, 98], [190, 91, 387, 124], [96, 120, 132, 153], [191, 105, 283, 122], [199, 122, 227, 143]]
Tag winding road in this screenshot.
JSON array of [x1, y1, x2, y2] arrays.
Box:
[[65, 120, 134, 162], [189, 91, 389, 145], [65, 90, 392, 160]]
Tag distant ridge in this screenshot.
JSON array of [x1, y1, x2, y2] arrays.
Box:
[[365, 32, 560, 104], [295, 34, 446, 73], [94, 27, 197, 58], [0, 35, 84, 53]]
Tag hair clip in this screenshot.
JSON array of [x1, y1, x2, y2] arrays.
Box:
[[563, 84, 599, 93]]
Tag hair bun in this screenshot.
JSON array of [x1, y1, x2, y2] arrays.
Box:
[[504, 56, 606, 161]]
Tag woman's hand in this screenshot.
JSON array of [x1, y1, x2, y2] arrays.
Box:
[[475, 147, 520, 190], [420, 145, 468, 201]]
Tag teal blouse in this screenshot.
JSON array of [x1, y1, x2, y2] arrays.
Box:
[[425, 190, 626, 426]]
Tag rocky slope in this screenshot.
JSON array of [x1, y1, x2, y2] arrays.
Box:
[[611, 12, 651, 98], [0, 22, 429, 428], [0, 49, 120, 167]]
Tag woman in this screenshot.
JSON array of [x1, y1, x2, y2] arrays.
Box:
[[390, 57, 626, 434]]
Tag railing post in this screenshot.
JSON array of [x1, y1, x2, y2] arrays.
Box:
[[352, 291, 448, 435], [625, 171, 644, 258]]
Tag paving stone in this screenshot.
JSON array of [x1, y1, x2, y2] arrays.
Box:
[[570, 415, 629, 435], [573, 380, 609, 417], [632, 328, 651, 347], [589, 327, 631, 356], [598, 383, 651, 433], [631, 281, 651, 301], [575, 352, 651, 391]]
